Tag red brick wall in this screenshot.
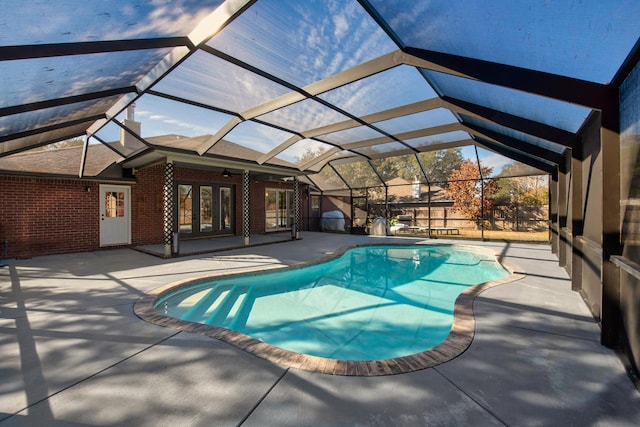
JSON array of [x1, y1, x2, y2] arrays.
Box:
[[251, 181, 266, 232], [131, 164, 165, 245], [0, 175, 100, 259]]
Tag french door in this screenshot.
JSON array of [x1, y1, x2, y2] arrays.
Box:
[[177, 183, 234, 237], [265, 188, 294, 231]]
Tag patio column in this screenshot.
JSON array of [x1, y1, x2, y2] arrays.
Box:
[[427, 183, 432, 235], [571, 146, 584, 292], [162, 162, 175, 257], [294, 176, 300, 239], [601, 99, 622, 349], [480, 178, 485, 241], [243, 169, 250, 246], [549, 169, 559, 255], [557, 160, 569, 267]]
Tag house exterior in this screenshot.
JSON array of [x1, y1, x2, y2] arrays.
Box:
[[0, 132, 309, 259]]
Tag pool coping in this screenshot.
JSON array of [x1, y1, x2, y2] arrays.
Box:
[[134, 243, 525, 376]]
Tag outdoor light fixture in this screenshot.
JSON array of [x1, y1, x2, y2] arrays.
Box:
[[222, 169, 231, 177]]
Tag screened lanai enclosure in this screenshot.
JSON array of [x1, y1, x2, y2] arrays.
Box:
[[1, 0, 639, 387], [305, 149, 550, 241]]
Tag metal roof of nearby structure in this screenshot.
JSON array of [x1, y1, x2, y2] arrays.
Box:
[[1, 0, 639, 189]]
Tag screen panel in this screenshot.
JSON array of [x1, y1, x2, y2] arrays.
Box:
[[152, 50, 292, 114], [461, 115, 566, 154], [0, 0, 223, 45], [223, 120, 295, 155], [0, 50, 171, 109], [208, 0, 396, 87], [275, 139, 336, 166], [318, 65, 438, 118], [374, 108, 457, 135], [257, 98, 351, 134], [370, 0, 640, 83], [620, 59, 640, 260], [0, 97, 119, 137], [133, 94, 233, 139], [332, 160, 382, 189], [424, 70, 591, 133], [317, 125, 385, 145]]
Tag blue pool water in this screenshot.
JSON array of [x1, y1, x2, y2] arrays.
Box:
[[155, 245, 510, 361]]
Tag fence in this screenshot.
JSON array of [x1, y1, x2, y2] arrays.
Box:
[[307, 201, 549, 235]]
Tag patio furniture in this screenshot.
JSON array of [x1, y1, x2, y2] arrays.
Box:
[[430, 227, 460, 235]]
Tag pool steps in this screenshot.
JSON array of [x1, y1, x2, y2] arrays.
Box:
[[204, 284, 247, 326], [229, 288, 254, 330], [183, 285, 231, 322]]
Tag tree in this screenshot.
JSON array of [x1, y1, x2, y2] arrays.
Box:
[[417, 148, 464, 185], [321, 148, 464, 187], [300, 146, 464, 191], [371, 155, 421, 181], [297, 146, 347, 189], [296, 146, 329, 165], [495, 163, 549, 207], [446, 159, 499, 226]]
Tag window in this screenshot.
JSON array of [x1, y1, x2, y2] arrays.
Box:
[[105, 192, 125, 217]]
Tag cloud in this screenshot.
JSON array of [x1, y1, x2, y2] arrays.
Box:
[[149, 114, 169, 121], [333, 14, 349, 38], [102, 3, 218, 40], [479, 152, 511, 174]]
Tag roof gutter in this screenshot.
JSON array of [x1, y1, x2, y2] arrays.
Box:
[[129, 150, 310, 177]]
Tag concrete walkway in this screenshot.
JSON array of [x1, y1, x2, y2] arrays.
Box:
[[135, 232, 295, 257], [1, 232, 638, 426]]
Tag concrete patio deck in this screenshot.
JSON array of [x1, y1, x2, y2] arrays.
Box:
[[135, 232, 296, 258], [1, 232, 639, 426]]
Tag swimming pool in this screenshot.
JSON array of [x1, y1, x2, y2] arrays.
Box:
[[137, 244, 520, 375]]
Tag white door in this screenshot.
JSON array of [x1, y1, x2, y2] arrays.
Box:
[[99, 185, 131, 246]]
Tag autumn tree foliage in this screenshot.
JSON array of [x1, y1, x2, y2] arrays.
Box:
[[446, 160, 499, 226]]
